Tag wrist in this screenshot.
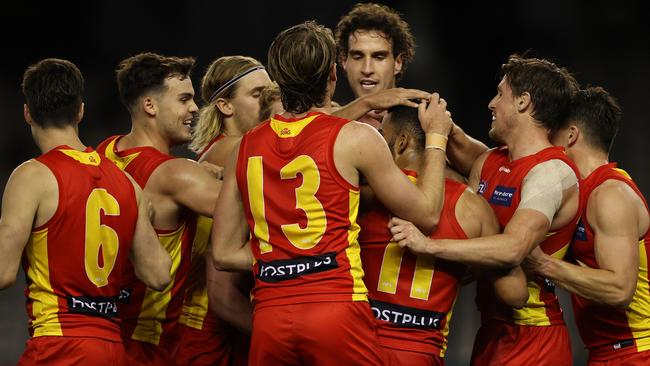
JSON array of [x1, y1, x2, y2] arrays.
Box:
[[425, 133, 448, 152]]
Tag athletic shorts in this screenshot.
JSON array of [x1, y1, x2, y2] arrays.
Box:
[[380, 346, 443, 366], [124, 338, 175, 366], [18, 336, 126, 366], [470, 320, 572, 366], [230, 330, 250, 366], [171, 323, 232, 366], [588, 350, 650, 365], [249, 301, 384, 366]]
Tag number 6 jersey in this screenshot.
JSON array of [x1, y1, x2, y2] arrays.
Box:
[[236, 112, 367, 309], [24, 146, 138, 341]]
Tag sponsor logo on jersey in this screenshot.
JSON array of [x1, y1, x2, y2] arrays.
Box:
[[543, 277, 556, 292], [498, 166, 511, 173], [369, 299, 445, 330], [67, 295, 120, 318], [489, 185, 517, 207], [257, 252, 339, 282], [613, 339, 635, 350]]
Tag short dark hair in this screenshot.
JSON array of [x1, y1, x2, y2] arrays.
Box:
[[116, 52, 195, 112], [335, 3, 415, 78], [21, 58, 84, 128], [386, 104, 425, 151], [502, 54, 579, 131], [568, 86, 622, 154], [267, 21, 335, 114]]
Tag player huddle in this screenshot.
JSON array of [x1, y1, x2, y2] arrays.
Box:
[[2, 3, 648, 366]]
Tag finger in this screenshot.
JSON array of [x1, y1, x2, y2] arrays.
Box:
[[390, 217, 409, 226], [403, 89, 432, 100], [391, 232, 406, 242], [400, 99, 419, 108], [430, 93, 440, 105]]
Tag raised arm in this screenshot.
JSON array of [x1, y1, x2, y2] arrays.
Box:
[[528, 181, 643, 307], [446, 123, 489, 177], [340, 95, 452, 233], [331, 88, 431, 121], [0, 161, 49, 289], [126, 174, 172, 291], [211, 142, 254, 272]]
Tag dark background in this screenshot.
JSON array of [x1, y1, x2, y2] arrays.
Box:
[[1, 1, 648, 364]]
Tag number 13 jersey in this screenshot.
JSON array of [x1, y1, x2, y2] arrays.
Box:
[[236, 112, 367, 309]]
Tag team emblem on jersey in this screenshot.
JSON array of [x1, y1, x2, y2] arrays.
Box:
[[573, 221, 587, 241], [477, 180, 487, 195], [488, 185, 516, 207]]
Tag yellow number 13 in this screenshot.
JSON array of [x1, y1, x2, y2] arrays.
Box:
[[247, 155, 326, 253], [84, 189, 120, 287]]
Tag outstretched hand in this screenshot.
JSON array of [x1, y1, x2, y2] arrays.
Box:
[[418, 93, 453, 136], [362, 87, 431, 110]]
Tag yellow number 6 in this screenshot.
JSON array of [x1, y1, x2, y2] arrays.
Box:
[[84, 189, 120, 287]]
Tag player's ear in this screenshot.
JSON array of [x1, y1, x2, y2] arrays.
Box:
[[395, 133, 409, 155], [215, 98, 233, 117], [329, 63, 337, 82], [76, 102, 85, 125], [567, 125, 580, 147], [394, 53, 403, 76], [23, 104, 34, 126], [143, 96, 156, 117], [515, 92, 531, 113]]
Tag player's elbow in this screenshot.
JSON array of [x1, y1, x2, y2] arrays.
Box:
[[416, 216, 439, 236], [606, 284, 635, 308], [499, 249, 526, 268]]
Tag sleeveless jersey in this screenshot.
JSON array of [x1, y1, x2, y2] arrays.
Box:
[[236, 112, 366, 308], [359, 175, 468, 357], [178, 134, 226, 331], [571, 163, 650, 359], [476, 146, 580, 326], [97, 135, 197, 349], [24, 146, 138, 341]]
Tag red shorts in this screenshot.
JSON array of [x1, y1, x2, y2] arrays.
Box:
[[249, 301, 384, 366], [18, 336, 126, 366], [380, 346, 443, 366], [124, 338, 175, 366], [588, 350, 650, 365], [230, 330, 251, 366], [470, 320, 572, 366], [171, 323, 233, 366]]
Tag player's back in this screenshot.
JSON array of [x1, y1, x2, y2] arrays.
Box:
[[236, 111, 367, 308], [25, 145, 138, 340]]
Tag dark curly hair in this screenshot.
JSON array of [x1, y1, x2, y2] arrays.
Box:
[[335, 2, 415, 78]]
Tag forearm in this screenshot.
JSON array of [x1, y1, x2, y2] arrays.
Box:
[[428, 234, 527, 268], [413, 140, 448, 232], [538, 257, 633, 307], [331, 97, 370, 121], [446, 123, 488, 177], [207, 271, 253, 334], [212, 241, 254, 272]]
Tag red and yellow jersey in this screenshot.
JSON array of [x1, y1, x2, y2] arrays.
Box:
[[97, 135, 196, 349], [23, 146, 138, 341], [476, 146, 580, 326], [236, 112, 366, 309], [571, 163, 650, 360], [177, 215, 223, 332], [359, 174, 468, 357]]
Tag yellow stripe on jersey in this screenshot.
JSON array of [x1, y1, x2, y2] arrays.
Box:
[[410, 255, 436, 300], [345, 190, 367, 301], [247, 156, 272, 254], [26, 229, 62, 336], [513, 240, 569, 326], [270, 114, 319, 138], [179, 216, 213, 330], [131, 223, 186, 345], [59, 149, 101, 166], [102, 139, 140, 170], [613, 168, 632, 180], [439, 296, 458, 358], [626, 239, 650, 351]]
